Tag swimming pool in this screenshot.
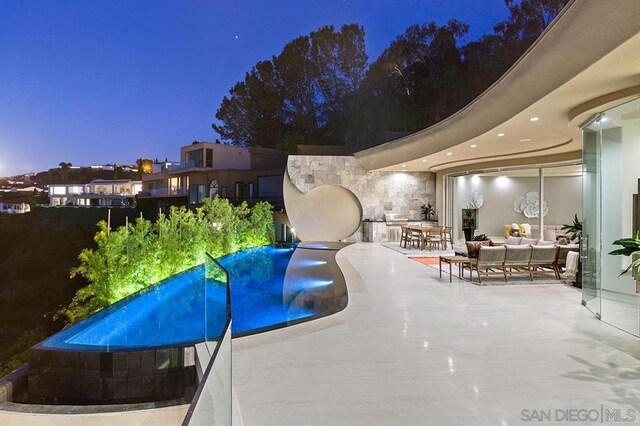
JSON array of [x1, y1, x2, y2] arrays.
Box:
[[28, 243, 348, 404], [40, 244, 347, 351]]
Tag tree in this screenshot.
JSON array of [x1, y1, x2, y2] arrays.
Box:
[[136, 158, 154, 177], [213, 24, 368, 148], [351, 20, 468, 144], [58, 162, 72, 182]]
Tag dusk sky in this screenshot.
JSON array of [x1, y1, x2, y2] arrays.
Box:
[[0, 0, 509, 177]]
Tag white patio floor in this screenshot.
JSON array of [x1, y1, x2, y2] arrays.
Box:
[[232, 243, 640, 426]]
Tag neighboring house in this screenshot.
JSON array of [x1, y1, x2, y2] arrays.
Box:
[[140, 142, 286, 210], [48, 179, 142, 207], [0, 202, 31, 214]]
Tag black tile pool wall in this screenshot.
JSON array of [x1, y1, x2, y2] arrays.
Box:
[[27, 346, 196, 404]]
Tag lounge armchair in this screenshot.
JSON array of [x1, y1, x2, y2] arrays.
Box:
[[529, 246, 559, 278], [471, 246, 506, 284], [503, 245, 533, 281]]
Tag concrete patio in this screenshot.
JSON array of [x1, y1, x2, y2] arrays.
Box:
[[232, 243, 640, 425]]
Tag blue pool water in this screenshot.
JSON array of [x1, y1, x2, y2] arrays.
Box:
[[41, 244, 345, 350]]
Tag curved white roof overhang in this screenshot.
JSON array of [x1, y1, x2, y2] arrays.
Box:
[[354, 0, 640, 174]]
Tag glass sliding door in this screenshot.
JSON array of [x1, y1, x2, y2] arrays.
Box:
[[599, 99, 640, 337], [582, 98, 640, 336], [581, 117, 602, 318]]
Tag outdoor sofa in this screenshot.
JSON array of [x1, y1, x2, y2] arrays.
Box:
[[465, 237, 579, 283]]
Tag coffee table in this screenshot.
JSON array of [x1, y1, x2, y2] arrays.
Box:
[[439, 256, 472, 282]]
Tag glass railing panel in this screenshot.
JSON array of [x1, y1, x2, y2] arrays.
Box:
[[183, 254, 232, 425]]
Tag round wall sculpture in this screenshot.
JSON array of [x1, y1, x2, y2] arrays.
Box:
[[514, 191, 548, 218], [283, 171, 363, 242]]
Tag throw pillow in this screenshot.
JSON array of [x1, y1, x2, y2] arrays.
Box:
[[503, 224, 512, 239], [466, 241, 489, 258], [504, 236, 523, 245]]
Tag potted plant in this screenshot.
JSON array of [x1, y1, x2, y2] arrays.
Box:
[[421, 203, 435, 221], [608, 232, 640, 280], [462, 208, 477, 242], [561, 214, 582, 242]]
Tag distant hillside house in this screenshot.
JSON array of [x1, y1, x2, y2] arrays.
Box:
[[0, 202, 31, 214], [48, 179, 142, 207], [140, 142, 286, 210]]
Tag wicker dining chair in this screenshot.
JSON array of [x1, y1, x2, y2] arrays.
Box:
[[425, 226, 444, 250], [442, 226, 453, 250]]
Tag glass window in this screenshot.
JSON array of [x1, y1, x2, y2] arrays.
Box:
[[235, 182, 243, 200], [189, 184, 206, 204], [206, 149, 213, 168], [51, 186, 66, 195], [186, 149, 204, 168], [209, 179, 219, 198], [248, 182, 254, 199], [220, 187, 227, 198]]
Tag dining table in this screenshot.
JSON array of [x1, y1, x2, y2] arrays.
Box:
[[405, 225, 439, 250]]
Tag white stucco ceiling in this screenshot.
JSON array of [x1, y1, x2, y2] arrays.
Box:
[[354, 0, 640, 174]]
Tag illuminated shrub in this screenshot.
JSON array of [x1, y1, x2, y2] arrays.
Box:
[[60, 198, 274, 323]]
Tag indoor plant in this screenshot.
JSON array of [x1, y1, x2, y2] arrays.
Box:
[[421, 203, 435, 221], [462, 208, 477, 242], [561, 214, 582, 242], [608, 232, 640, 280]]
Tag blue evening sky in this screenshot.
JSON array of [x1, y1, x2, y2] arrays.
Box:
[[0, 0, 508, 177]]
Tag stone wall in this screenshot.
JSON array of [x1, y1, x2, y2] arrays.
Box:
[[287, 156, 436, 241]]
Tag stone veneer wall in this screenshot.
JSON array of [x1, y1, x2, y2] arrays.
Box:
[[287, 156, 436, 241]]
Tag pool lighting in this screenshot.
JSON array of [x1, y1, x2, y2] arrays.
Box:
[[299, 278, 334, 289], [296, 259, 328, 267]]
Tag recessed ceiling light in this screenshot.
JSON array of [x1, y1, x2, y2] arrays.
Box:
[[497, 133, 505, 137], [446, 152, 452, 156], [402, 164, 406, 167], [530, 117, 539, 122], [470, 144, 477, 148], [520, 138, 532, 142], [422, 159, 427, 162]]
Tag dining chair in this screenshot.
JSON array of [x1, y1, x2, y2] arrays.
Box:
[[425, 226, 444, 250]]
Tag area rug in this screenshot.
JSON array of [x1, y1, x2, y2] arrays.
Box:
[[381, 242, 455, 258]]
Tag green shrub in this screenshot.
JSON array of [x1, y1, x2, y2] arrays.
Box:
[[0, 328, 45, 377], [60, 198, 274, 324]]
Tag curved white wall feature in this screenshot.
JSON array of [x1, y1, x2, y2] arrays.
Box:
[[283, 170, 362, 242], [354, 1, 640, 172]]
